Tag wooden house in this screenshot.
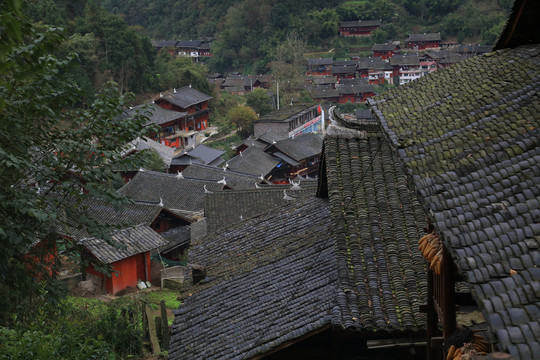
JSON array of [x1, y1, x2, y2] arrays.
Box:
[[169, 144, 225, 172], [80, 224, 167, 295], [253, 103, 322, 139], [405, 33, 442, 50], [338, 19, 381, 36], [154, 86, 212, 147], [264, 132, 323, 181], [336, 82, 376, 103], [306, 58, 333, 76], [366, 2, 540, 357], [390, 54, 422, 85], [168, 109, 428, 359], [23, 238, 58, 280], [371, 43, 401, 60], [331, 65, 357, 82]]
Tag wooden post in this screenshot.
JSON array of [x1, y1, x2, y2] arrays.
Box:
[[145, 304, 161, 354], [426, 269, 436, 360], [160, 300, 170, 351], [142, 303, 148, 343], [442, 246, 456, 338]]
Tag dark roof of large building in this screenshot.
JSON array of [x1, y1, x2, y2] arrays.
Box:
[[63, 196, 163, 240], [181, 163, 264, 190], [171, 144, 225, 167], [256, 129, 287, 145], [117, 169, 223, 220], [406, 33, 442, 42], [226, 144, 281, 177], [169, 197, 334, 360], [123, 103, 186, 126], [339, 20, 382, 28], [157, 86, 212, 109], [357, 57, 393, 70], [256, 103, 318, 123], [80, 224, 168, 264], [268, 133, 323, 162], [390, 54, 420, 66], [123, 136, 175, 169], [371, 43, 401, 51], [368, 44, 540, 359], [319, 108, 428, 332], [310, 86, 340, 99], [332, 65, 358, 75], [337, 83, 376, 95], [307, 57, 334, 66], [205, 182, 318, 233]]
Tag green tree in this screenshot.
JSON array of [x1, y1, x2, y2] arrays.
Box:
[[245, 88, 273, 117], [154, 53, 211, 94], [0, 2, 151, 324], [227, 104, 257, 138]]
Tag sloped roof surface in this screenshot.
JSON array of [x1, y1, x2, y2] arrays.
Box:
[[117, 169, 223, 215], [257, 129, 287, 145], [337, 83, 375, 95], [205, 182, 318, 233], [369, 44, 540, 359], [158, 86, 212, 109], [80, 224, 168, 264], [125, 136, 175, 168], [357, 57, 392, 70], [270, 133, 323, 161], [169, 197, 334, 360], [339, 20, 382, 27], [226, 144, 281, 177], [406, 33, 441, 42], [372, 43, 400, 51], [390, 54, 420, 66], [123, 103, 186, 126], [322, 111, 428, 332], [182, 144, 224, 165], [256, 104, 318, 123], [64, 197, 162, 240], [307, 57, 333, 66], [332, 65, 358, 75], [181, 163, 262, 190]]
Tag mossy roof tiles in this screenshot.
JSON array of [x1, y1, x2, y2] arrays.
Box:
[[169, 197, 335, 360], [79, 224, 167, 264], [204, 182, 318, 233], [321, 113, 428, 332], [181, 163, 264, 190], [226, 144, 281, 177], [369, 44, 540, 358]]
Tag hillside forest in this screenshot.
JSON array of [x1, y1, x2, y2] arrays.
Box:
[[27, 0, 512, 100]]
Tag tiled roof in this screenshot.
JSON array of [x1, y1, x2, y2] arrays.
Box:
[[256, 104, 318, 123], [256, 129, 287, 145], [310, 86, 340, 99], [151, 40, 177, 48], [172, 144, 225, 167], [332, 65, 357, 75], [369, 44, 540, 359], [372, 43, 400, 51], [80, 224, 168, 264], [226, 144, 281, 177], [339, 78, 369, 86], [337, 83, 376, 95], [124, 136, 175, 168], [204, 182, 318, 233], [181, 163, 264, 190], [333, 59, 358, 67], [390, 54, 420, 66], [357, 57, 392, 70], [169, 197, 334, 359], [406, 33, 441, 42], [269, 133, 323, 162], [117, 169, 223, 216], [321, 109, 428, 332], [123, 103, 186, 126], [339, 20, 382, 28], [307, 57, 334, 66], [158, 86, 212, 109], [64, 196, 162, 240]]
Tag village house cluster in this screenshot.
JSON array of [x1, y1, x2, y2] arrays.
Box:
[[25, 2, 539, 359]]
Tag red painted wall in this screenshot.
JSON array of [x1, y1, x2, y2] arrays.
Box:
[[85, 252, 151, 295]]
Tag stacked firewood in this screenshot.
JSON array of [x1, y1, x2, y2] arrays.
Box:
[[418, 233, 443, 274]]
